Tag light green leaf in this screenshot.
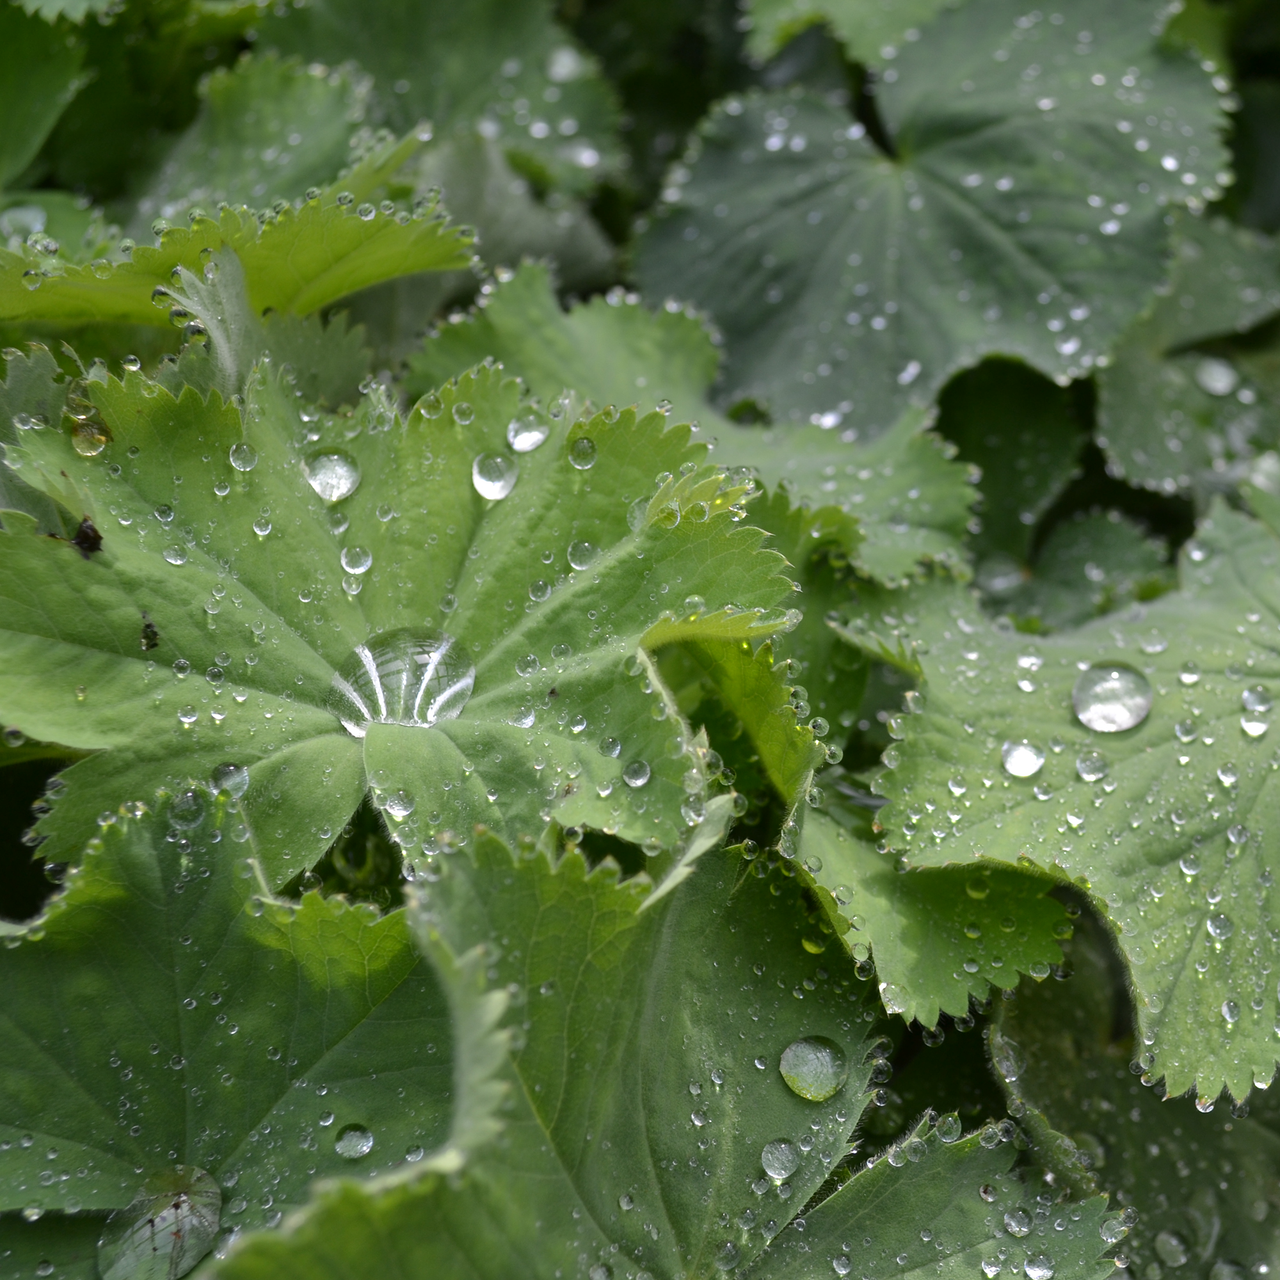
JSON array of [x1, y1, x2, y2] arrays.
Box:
[[11, 0, 112, 20], [795, 795, 1070, 1028], [205, 832, 882, 1279], [1097, 216, 1280, 502], [130, 54, 374, 235], [0, 4, 83, 191], [850, 505, 1280, 1101], [0, 794, 500, 1242], [745, 1125, 1113, 1280], [743, 0, 950, 65], [0, 345, 794, 884], [407, 264, 976, 584], [637, 0, 1228, 434], [0, 344, 71, 535], [995, 510, 1174, 632], [1, 193, 116, 267], [0, 186, 472, 329], [258, 0, 622, 195], [995, 912, 1280, 1278]]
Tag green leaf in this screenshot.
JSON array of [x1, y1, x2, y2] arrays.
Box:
[[204, 832, 882, 1279], [130, 54, 374, 234], [258, 0, 622, 195], [0, 4, 84, 191], [937, 358, 1087, 570], [0, 348, 795, 885], [849, 505, 1280, 1101], [1097, 215, 1280, 501], [995, 510, 1174, 632], [408, 265, 977, 584], [10, 0, 112, 20], [637, 0, 1228, 434], [994, 912, 1280, 1277], [0, 793, 502, 1240], [795, 795, 1070, 1028], [0, 1211, 103, 1280], [745, 1125, 1113, 1280], [0, 344, 71, 535], [0, 186, 472, 330], [742, 0, 950, 65]]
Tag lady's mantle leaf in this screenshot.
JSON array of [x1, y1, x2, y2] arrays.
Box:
[[637, 0, 1228, 434], [847, 506, 1280, 1102], [742, 0, 950, 65], [204, 832, 882, 1279], [0, 794, 502, 1237], [0, 360, 795, 884], [408, 262, 976, 584]]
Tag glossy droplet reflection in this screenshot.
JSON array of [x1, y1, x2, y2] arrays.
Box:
[[334, 1124, 374, 1159], [210, 763, 250, 799], [327, 630, 475, 739], [1002, 740, 1044, 778], [304, 452, 361, 503], [760, 1139, 799, 1181], [779, 1036, 848, 1101], [1072, 666, 1152, 733], [472, 453, 518, 500], [97, 1166, 220, 1280], [507, 413, 549, 453], [1075, 750, 1108, 783]]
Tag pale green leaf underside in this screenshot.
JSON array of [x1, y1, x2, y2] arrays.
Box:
[[743, 0, 951, 65], [858, 505, 1280, 1100], [11, 0, 112, 19], [637, 0, 1227, 434], [0, 190, 472, 328], [0, 357, 793, 883], [799, 801, 1069, 1028], [996, 916, 1280, 1277], [0, 801, 458, 1227], [1097, 216, 1280, 499], [209, 834, 881, 1279], [258, 0, 622, 195]]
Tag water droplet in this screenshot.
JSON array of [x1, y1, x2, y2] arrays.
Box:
[[228, 443, 257, 472], [334, 1125, 374, 1159], [1024, 1257, 1055, 1280], [340, 546, 373, 574], [714, 1242, 740, 1271], [472, 453, 518, 500], [1075, 750, 1108, 782], [779, 1036, 848, 1101], [507, 413, 549, 452], [97, 1167, 220, 1280], [327, 631, 475, 738], [1222, 1000, 1240, 1024], [1194, 357, 1239, 397], [936, 1113, 962, 1143], [383, 790, 416, 820], [1072, 666, 1152, 733], [1154, 1231, 1189, 1267], [622, 760, 651, 788], [1207, 913, 1234, 940], [1179, 661, 1200, 685], [1174, 719, 1198, 744], [761, 1139, 799, 1181], [1218, 762, 1239, 787], [452, 402, 474, 426], [567, 540, 597, 570], [1243, 685, 1273, 714], [304, 453, 361, 503], [568, 436, 597, 469], [1004, 1209, 1031, 1238], [1242, 715, 1270, 739], [516, 653, 540, 678], [1002, 740, 1044, 778], [211, 763, 250, 799], [1228, 824, 1250, 846], [169, 790, 205, 830], [164, 546, 188, 566]]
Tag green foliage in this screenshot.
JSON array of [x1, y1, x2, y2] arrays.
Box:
[[5, 0, 1280, 1271]]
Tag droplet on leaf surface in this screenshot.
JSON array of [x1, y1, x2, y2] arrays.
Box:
[[779, 1036, 848, 1101], [97, 1166, 220, 1280], [334, 1125, 374, 1159], [1072, 666, 1152, 733], [1002, 740, 1044, 778], [304, 452, 361, 503], [760, 1139, 799, 1181]]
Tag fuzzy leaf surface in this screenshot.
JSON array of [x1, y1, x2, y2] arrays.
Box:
[[743, 0, 950, 64], [206, 833, 880, 1279], [848, 506, 1280, 1100], [637, 0, 1227, 434], [0, 359, 793, 883]]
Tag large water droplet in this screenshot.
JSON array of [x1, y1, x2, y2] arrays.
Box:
[[1072, 666, 1152, 733], [1004, 1209, 1031, 1238], [779, 1036, 847, 1101], [228, 443, 257, 472], [1002, 740, 1044, 778], [472, 453, 518, 500], [169, 789, 205, 830], [1154, 1231, 1188, 1268], [97, 1167, 220, 1280], [334, 1124, 374, 1159], [327, 631, 475, 739], [305, 452, 361, 503], [1243, 685, 1273, 714], [507, 413, 549, 453], [210, 763, 250, 799], [568, 436, 597, 470], [340, 545, 373, 574], [1024, 1256, 1055, 1280], [760, 1139, 799, 1181], [1194, 357, 1239, 397], [1075, 750, 1108, 782]]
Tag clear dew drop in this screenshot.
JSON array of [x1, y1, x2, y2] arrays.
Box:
[[472, 453, 518, 500], [1075, 750, 1108, 782], [304, 452, 361, 503], [1024, 1257, 1055, 1280], [567, 539, 597, 570], [1004, 1209, 1031, 1238], [169, 789, 205, 830], [228, 442, 258, 472], [97, 1167, 220, 1280], [779, 1036, 848, 1101], [210, 763, 250, 799], [1072, 666, 1152, 733], [936, 1113, 962, 1143], [507, 413, 549, 453], [1207, 913, 1234, 940], [568, 436, 597, 469], [622, 760, 651, 788], [1002, 740, 1044, 778], [326, 630, 475, 739], [340, 545, 373, 575], [1154, 1231, 1189, 1267], [760, 1139, 800, 1181], [1194, 357, 1239, 397], [334, 1124, 374, 1159]]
